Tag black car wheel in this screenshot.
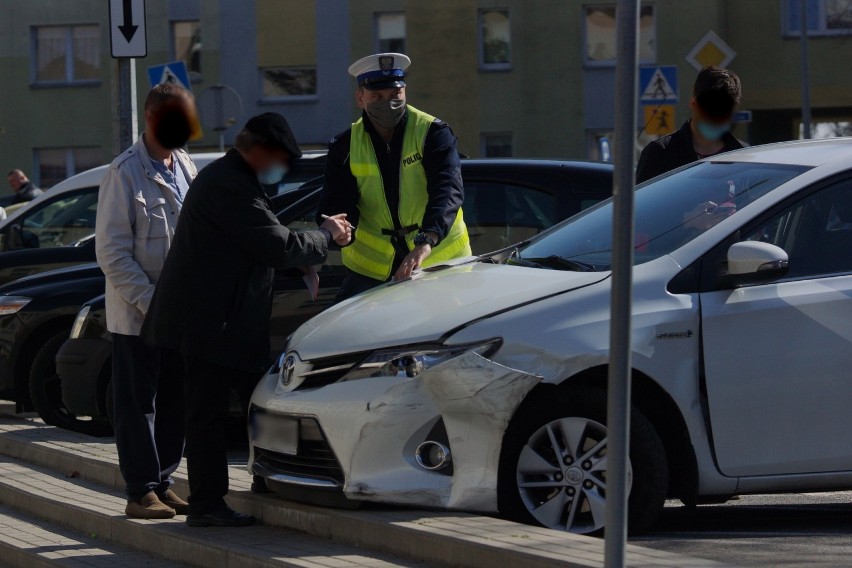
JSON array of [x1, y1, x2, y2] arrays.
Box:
[[28, 331, 113, 437], [497, 386, 668, 535]]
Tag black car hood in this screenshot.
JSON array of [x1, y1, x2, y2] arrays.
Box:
[[0, 262, 103, 294]]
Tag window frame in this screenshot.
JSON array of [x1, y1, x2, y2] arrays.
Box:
[[30, 24, 101, 87], [33, 147, 101, 188], [170, 19, 202, 82], [582, 3, 656, 68], [783, 0, 852, 37], [374, 11, 407, 54], [478, 8, 512, 71], [258, 66, 319, 103]]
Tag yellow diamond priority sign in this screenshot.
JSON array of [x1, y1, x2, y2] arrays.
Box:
[[686, 30, 736, 71]]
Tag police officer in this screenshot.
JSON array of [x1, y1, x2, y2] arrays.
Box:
[[318, 53, 471, 301]]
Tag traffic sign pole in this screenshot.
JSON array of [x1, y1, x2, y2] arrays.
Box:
[[109, 0, 146, 156], [112, 58, 138, 155], [606, 0, 639, 566]]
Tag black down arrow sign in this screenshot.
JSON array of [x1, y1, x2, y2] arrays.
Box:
[[118, 0, 138, 42]]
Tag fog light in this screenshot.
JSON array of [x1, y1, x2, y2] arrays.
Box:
[[415, 441, 452, 471]]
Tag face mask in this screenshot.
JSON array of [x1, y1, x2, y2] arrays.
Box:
[[366, 98, 406, 130], [696, 121, 731, 142], [151, 104, 192, 149], [257, 164, 287, 185]]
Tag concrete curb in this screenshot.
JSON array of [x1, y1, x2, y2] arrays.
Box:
[[0, 416, 734, 568]]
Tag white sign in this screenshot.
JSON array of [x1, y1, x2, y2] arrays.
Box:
[[109, 0, 147, 58]]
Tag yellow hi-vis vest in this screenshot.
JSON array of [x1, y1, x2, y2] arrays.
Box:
[[343, 105, 471, 281]]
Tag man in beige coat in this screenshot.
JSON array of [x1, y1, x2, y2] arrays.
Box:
[[95, 83, 197, 519]]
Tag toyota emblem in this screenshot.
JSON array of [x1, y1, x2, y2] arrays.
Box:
[[281, 354, 297, 386]]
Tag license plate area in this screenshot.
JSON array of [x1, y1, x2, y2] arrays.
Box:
[[252, 414, 300, 456]]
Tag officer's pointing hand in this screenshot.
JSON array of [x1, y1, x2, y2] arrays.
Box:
[[321, 213, 352, 246]]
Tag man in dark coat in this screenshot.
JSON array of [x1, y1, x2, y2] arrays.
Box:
[[141, 113, 351, 527], [636, 66, 745, 184], [7, 169, 43, 203]]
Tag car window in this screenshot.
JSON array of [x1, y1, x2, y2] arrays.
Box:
[[519, 161, 810, 269], [13, 189, 99, 249], [464, 181, 556, 254], [743, 177, 852, 279]]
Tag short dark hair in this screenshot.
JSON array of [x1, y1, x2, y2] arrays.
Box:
[[144, 83, 191, 112], [7, 169, 24, 177], [693, 66, 742, 120]]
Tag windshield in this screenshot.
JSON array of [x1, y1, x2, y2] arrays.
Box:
[[517, 161, 811, 270]]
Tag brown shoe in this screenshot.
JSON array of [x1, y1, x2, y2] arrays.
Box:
[[125, 491, 176, 519], [159, 489, 190, 515]]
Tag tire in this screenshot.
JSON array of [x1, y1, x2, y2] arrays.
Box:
[[28, 331, 113, 437], [498, 386, 668, 535]]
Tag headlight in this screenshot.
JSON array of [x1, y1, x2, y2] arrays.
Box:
[[0, 296, 32, 316], [69, 305, 92, 339], [340, 339, 501, 381]]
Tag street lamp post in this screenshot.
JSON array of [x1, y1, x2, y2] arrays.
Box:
[[606, 0, 640, 566]]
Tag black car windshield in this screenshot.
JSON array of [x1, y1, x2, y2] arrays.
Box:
[[517, 161, 811, 269]]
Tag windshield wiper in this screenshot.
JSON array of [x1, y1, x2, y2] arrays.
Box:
[[510, 255, 597, 272]]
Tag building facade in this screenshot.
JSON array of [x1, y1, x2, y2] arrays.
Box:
[[0, 0, 352, 189], [2, 0, 851, 191]]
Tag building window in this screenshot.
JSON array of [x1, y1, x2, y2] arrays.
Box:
[[34, 147, 101, 188], [479, 9, 511, 69], [376, 13, 406, 53], [584, 5, 655, 65], [785, 0, 852, 36], [31, 25, 101, 85], [260, 67, 318, 99], [481, 133, 513, 157], [172, 21, 201, 80]]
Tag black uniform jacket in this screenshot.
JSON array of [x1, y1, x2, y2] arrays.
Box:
[[12, 182, 43, 204], [317, 110, 464, 247], [636, 119, 745, 184], [141, 149, 329, 373]]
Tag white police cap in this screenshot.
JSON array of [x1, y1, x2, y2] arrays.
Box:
[[348, 53, 411, 90]]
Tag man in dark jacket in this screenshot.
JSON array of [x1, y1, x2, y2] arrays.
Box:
[[7, 169, 43, 203], [636, 66, 745, 184], [141, 113, 351, 527]]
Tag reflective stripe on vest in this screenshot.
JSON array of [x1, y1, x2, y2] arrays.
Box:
[[343, 105, 471, 281]]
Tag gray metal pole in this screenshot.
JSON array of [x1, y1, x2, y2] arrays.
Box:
[[114, 57, 138, 154], [800, 0, 812, 139], [605, 0, 639, 566]]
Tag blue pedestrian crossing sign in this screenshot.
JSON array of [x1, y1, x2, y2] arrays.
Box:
[[639, 65, 678, 104], [147, 61, 192, 92]]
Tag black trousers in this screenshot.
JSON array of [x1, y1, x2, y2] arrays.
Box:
[[112, 334, 185, 500], [183, 356, 259, 515]]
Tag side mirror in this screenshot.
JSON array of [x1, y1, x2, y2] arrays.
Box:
[[720, 241, 789, 287]]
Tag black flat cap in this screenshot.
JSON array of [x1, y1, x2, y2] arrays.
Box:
[[244, 112, 302, 158]]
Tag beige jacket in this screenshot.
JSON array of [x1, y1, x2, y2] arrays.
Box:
[[95, 135, 197, 336]]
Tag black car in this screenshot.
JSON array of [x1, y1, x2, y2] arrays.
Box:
[[47, 159, 614, 434]]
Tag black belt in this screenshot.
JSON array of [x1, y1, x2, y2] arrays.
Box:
[[381, 224, 419, 240]]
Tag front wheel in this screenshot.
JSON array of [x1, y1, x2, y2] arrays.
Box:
[[28, 331, 113, 437], [498, 387, 668, 535]]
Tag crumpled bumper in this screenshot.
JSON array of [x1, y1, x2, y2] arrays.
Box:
[[249, 351, 541, 512]]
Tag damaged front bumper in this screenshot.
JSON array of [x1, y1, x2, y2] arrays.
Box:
[[248, 349, 541, 512]]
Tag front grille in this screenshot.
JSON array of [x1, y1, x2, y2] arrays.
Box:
[[296, 352, 368, 391], [251, 411, 345, 486]]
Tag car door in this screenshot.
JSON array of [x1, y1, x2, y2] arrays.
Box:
[[268, 192, 346, 358], [700, 175, 852, 477]]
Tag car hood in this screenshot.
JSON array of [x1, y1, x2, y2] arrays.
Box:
[[0, 262, 102, 294], [291, 261, 610, 361]]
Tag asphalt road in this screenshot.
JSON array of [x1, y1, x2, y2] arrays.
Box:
[[634, 492, 852, 567]]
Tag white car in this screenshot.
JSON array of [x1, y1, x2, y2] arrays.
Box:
[[248, 138, 852, 534]]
